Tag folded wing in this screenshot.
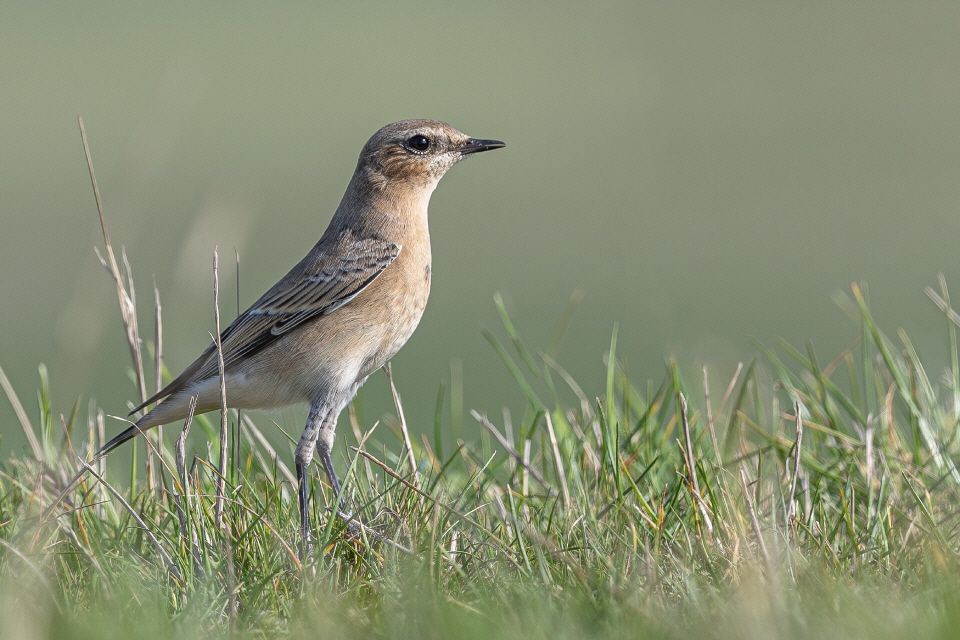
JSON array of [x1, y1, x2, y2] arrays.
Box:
[[131, 235, 400, 414]]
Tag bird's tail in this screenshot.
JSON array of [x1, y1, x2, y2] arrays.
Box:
[[93, 419, 151, 460]]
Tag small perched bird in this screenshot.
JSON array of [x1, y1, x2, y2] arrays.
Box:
[[96, 120, 504, 542]]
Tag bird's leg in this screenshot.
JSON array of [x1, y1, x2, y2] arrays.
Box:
[[295, 460, 311, 552], [316, 410, 346, 513], [309, 387, 411, 552], [295, 401, 329, 551], [316, 409, 368, 539]]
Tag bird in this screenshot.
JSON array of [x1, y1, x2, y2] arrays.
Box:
[[94, 119, 504, 543]]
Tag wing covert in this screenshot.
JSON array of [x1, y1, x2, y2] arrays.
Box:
[[132, 235, 400, 413], [218, 237, 400, 369]]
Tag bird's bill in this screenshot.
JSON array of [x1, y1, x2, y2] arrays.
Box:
[[459, 138, 506, 154]]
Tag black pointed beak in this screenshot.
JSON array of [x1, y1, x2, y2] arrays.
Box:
[[460, 138, 506, 155]]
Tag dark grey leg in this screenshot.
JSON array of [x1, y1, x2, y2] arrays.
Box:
[[295, 400, 329, 551], [296, 460, 311, 549], [316, 408, 347, 513], [297, 388, 410, 553]]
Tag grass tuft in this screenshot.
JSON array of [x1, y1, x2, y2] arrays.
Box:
[[5, 275, 960, 638]]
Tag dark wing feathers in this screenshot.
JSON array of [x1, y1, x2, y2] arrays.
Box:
[[130, 236, 400, 415]]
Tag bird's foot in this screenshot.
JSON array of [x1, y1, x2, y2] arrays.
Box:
[[328, 507, 411, 554]]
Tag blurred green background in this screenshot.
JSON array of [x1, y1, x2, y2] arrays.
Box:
[[2, 2, 960, 453]]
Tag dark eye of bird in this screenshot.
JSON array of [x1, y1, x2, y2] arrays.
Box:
[[408, 134, 431, 152]]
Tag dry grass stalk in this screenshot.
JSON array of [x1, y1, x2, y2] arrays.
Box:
[[787, 401, 804, 522], [679, 392, 715, 538], [739, 467, 772, 573], [240, 415, 296, 488], [472, 410, 555, 496], [149, 281, 163, 493], [522, 439, 531, 497], [702, 366, 722, 466], [173, 395, 202, 575], [545, 413, 569, 507], [212, 248, 229, 527], [0, 362, 42, 460], [78, 116, 147, 407], [385, 362, 418, 483]]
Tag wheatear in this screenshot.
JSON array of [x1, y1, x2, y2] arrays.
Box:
[[97, 120, 504, 541]]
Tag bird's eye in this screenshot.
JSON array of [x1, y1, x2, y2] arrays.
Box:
[[408, 134, 431, 152]]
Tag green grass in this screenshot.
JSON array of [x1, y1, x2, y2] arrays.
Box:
[[5, 276, 960, 639]]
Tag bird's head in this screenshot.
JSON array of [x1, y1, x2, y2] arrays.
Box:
[[356, 120, 504, 191]]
